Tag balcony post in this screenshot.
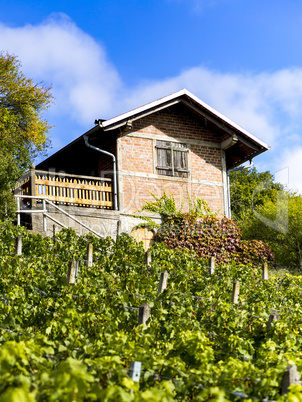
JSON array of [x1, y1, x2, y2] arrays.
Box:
[[30, 165, 36, 208]]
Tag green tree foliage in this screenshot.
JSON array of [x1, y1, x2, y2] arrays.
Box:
[[240, 193, 302, 269], [0, 52, 52, 220], [229, 167, 302, 269], [229, 167, 283, 221]]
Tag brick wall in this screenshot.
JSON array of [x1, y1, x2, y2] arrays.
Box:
[[118, 105, 226, 214], [120, 175, 224, 213], [120, 136, 153, 174]]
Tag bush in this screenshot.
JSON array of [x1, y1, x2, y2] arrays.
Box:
[[235, 239, 274, 266], [135, 193, 274, 266], [157, 214, 273, 266]]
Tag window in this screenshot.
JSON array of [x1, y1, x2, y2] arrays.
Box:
[[156, 140, 189, 178]]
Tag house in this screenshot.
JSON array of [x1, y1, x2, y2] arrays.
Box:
[[15, 89, 269, 238]]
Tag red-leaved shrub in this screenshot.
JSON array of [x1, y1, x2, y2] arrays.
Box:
[[157, 215, 274, 265]]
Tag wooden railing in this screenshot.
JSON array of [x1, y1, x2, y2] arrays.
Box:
[[15, 169, 114, 209]]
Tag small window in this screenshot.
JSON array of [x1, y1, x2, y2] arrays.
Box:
[[156, 140, 189, 178]]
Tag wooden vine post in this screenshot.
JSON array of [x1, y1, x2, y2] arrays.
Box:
[[267, 310, 280, 329], [208, 257, 215, 275], [281, 365, 301, 394], [53, 224, 56, 243], [15, 235, 22, 256], [157, 271, 169, 296], [138, 303, 151, 326], [262, 262, 268, 280], [116, 220, 121, 241], [86, 243, 93, 267], [145, 249, 152, 267], [231, 281, 240, 304], [67, 260, 79, 285], [129, 361, 142, 382]]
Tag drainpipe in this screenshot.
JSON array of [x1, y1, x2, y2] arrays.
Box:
[[227, 159, 253, 219], [83, 134, 118, 211]]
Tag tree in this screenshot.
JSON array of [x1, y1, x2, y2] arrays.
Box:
[[237, 192, 302, 269], [229, 167, 302, 269], [229, 167, 283, 221], [0, 52, 52, 220]]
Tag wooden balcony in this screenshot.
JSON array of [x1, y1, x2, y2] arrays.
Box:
[[15, 169, 114, 209]]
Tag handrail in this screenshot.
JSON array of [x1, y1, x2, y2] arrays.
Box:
[[45, 199, 103, 238], [15, 195, 103, 239], [43, 213, 68, 230], [16, 171, 31, 181], [34, 170, 112, 182], [16, 195, 48, 199]]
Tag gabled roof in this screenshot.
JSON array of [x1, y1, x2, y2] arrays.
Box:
[[37, 89, 269, 172], [101, 88, 269, 149], [96, 88, 269, 169]]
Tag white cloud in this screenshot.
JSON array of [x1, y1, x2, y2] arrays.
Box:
[[123, 66, 302, 154], [279, 147, 302, 194], [167, 0, 234, 13], [0, 13, 122, 125], [122, 68, 280, 146]]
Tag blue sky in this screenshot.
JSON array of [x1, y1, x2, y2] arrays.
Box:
[[1, 0, 302, 191]]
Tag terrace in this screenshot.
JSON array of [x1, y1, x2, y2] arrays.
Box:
[[15, 168, 114, 210]]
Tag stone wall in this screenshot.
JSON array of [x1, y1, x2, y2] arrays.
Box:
[[31, 202, 161, 239]]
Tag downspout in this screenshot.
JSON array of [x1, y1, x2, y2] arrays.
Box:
[[227, 159, 253, 219], [83, 134, 118, 211]]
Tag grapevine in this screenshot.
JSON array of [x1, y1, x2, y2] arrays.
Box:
[[0, 223, 301, 400]]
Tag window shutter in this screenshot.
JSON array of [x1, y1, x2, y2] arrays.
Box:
[[156, 140, 189, 177], [156, 141, 173, 176], [173, 143, 188, 177]]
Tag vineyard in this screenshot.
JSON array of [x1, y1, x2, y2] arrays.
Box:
[[1, 223, 302, 401]]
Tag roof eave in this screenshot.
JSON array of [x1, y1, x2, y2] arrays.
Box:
[[226, 146, 269, 170]]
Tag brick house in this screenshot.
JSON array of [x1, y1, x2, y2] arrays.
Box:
[[16, 89, 269, 237]]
